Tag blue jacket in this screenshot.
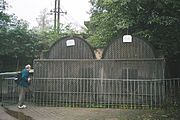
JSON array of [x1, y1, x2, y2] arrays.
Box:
[[19, 69, 30, 87]]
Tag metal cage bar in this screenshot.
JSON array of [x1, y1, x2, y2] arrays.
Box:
[[31, 59, 166, 108], [1, 72, 180, 109]]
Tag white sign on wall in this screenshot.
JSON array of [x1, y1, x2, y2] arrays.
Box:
[[123, 35, 132, 43], [66, 39, 75, 46]]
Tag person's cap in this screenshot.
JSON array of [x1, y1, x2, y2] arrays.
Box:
[[25, 64, 31, 69]]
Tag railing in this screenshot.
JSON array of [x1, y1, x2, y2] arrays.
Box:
[[0, 72, 33, 105], [1, 72, 180, 109]]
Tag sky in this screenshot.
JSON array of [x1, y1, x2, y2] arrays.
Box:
[[6, 0, 91, 29]]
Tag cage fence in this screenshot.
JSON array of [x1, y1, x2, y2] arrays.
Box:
[[1, 35, 179, 109], [32, 59, 165, 108], [0, 59, 180, 109], [0, 59, 168, 108]]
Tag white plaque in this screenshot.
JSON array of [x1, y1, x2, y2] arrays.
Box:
[[66, 39, 75, 46], [123, 35, 132, 42]]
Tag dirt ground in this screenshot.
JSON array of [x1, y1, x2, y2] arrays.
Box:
[[1, 105, 180, 120]]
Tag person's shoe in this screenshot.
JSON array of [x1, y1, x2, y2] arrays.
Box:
[[22, 105, 27, 108], [18, 105, 24, 109]]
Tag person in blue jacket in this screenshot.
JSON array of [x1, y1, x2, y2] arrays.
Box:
[[18, 64, 31, 109]]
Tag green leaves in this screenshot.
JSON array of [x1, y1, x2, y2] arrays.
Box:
[[88, 0, 180, 57]]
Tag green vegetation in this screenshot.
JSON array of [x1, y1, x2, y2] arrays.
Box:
[[88, 0, 180, 54], [0, 0, 180, 76], [87, 0, 180, 77], [0, 1, 85, 71]]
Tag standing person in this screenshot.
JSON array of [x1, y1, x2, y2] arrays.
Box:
[[18, 64, 31, 109]]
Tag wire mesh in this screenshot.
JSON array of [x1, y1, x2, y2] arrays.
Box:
[[102, 37, 156, 59], [32, 59, 165, 108], [48, 37, 95, 59], [1, 66, 180, 109]]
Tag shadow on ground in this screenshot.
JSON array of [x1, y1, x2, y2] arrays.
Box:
[[4, 107, 34, 120]]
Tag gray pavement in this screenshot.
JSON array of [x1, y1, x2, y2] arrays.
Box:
[[1, 106, 122, 120], [0, 106, 17, 120], [2, 105, 170, 120], [0, 105, 146, 120]]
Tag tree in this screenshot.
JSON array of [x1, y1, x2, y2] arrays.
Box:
[[88, 0, 180, 55], [0, 1, 91, 71], [88, 0, 180, 77], [36, 8, 52, 31], [0, 9, 42, 71], [0, 12, 10, 28]]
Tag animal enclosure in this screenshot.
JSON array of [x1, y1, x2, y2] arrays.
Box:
[[32, 36, 165, 108]]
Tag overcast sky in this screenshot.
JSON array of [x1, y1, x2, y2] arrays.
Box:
[[6, 0, 91, 29]]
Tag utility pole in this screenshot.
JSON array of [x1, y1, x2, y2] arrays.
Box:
[[51, 0, 67, 33], [54, 0, 57, 31], [57, 0, 60, 33]]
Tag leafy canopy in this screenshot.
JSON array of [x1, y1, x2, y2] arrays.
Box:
[[88, 0, 180, 57]]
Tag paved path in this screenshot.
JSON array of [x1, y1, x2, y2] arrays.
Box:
[[1, 105, 146, 120], [0, 106, 17, 120], [2, 105, 172, 120]]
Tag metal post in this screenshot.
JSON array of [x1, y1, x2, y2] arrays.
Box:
[[54, 0, 57, 31], [57, 0, 60, 33]]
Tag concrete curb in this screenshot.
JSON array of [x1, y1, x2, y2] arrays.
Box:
[[0, 106, 17, 120]]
